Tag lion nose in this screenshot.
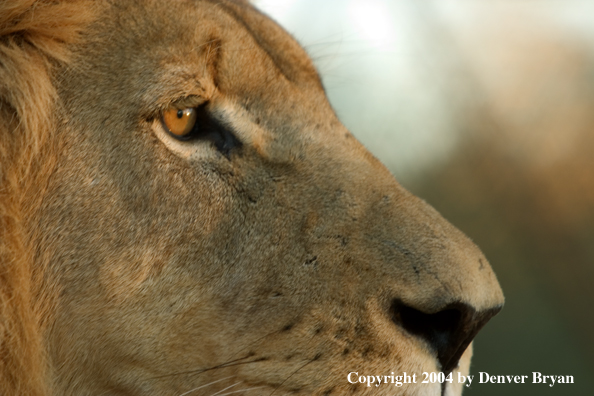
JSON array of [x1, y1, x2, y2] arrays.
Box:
[[391, 300, 502, 374]]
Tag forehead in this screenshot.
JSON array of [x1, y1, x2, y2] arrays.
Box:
[[89, 0, 322, 104]]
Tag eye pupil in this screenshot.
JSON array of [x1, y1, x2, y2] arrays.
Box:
[[177, 110, 183, 119]]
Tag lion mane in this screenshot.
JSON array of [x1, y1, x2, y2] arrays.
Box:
[[1, 2, 94, 395]]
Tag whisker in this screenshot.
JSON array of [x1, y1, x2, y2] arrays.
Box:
[[268, 358, 316, 396], [178, 376, 234, 396], [153, 328, 280, 381], [150, 355, 256, 379], [214, 386, 267, 396], [208, 381, 241, 396]]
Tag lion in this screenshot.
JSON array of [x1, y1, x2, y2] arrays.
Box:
[[0, 1, 504, 395]]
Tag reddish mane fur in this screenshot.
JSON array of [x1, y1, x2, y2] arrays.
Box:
[[0, 2, 93, 394]]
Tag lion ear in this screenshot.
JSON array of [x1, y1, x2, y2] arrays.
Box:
[[0, 0, 94, 140]]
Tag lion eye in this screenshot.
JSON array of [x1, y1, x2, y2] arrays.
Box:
[[162, 108, 197, 139], [156, 103, 242, 157]]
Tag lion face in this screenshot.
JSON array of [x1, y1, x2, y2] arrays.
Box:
[[4, 1, 502, 395]]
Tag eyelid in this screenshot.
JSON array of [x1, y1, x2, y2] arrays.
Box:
[[147, 95, 207, 121], [170, 95, 207, 110]]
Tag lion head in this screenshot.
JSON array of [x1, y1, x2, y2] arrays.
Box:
[[0, 1, 503, 395]]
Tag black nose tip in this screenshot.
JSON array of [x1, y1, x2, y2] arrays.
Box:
[[391, 300, 502, 374]]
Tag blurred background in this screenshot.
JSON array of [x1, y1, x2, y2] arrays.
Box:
[[254, 1, 594, 395]]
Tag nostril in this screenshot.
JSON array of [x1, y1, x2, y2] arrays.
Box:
[[391, 300, 502, 375], [391, 301, 462, 373]]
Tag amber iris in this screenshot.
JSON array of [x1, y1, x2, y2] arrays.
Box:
[[162, 108, 197, 138]]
